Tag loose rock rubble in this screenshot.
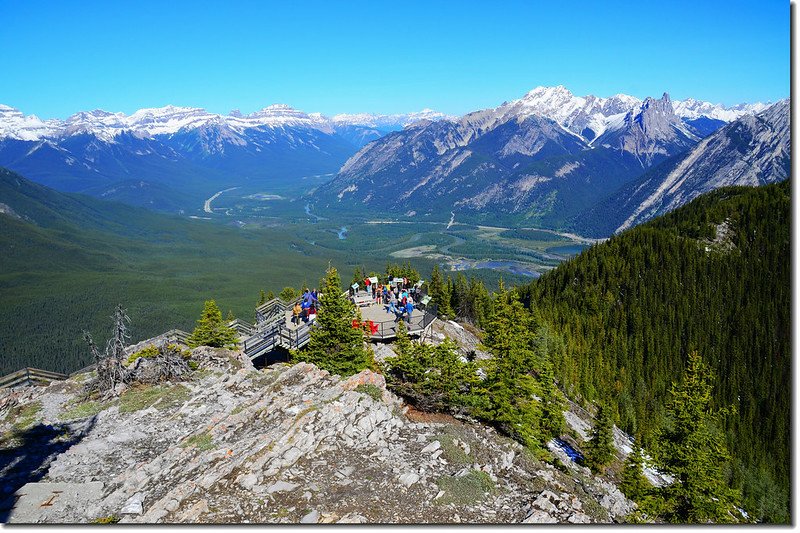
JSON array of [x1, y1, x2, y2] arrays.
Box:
[[0, 347, 634, 523]]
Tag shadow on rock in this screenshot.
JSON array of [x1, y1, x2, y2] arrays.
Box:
[[0, 417, 96, 522]]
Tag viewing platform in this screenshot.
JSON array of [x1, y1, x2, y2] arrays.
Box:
[[241, 293, 437, 363]]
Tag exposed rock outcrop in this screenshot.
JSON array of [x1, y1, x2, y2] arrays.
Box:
[[0, 348, 633, 524]]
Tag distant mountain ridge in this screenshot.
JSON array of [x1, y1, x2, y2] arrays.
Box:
[[0, 103, 451, 142], [320, 86, 784, 233], [0, 87, 779, 224], [0, 102, 452, 212], [573, 99, 790, 237]]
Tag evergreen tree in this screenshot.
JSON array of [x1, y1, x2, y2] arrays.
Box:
[[585, 403, 616, 473], [393, 318, 413, 356], [620, 444, 650, 502], [266, 290, 275, 301], [384, 321, 482, 413], [452, 273, 469, 319], [187, 300, 238, 349], [279, 286, 298, 302], [521, 183, 790, 521], [538, 361, 565, 438], [467, 277, 491, 327], [429, 265, 453, 318], [258, 289, 267, 306], [352, 265, 366, 288], [653, 352, 742, 523], [476, 288, 544, 448], [299, 266, 372, 376]]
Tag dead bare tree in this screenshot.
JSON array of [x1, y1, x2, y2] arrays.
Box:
[[83, 304, 131, 395]]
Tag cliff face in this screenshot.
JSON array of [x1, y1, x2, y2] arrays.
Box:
[[0, 347, 632, 524]]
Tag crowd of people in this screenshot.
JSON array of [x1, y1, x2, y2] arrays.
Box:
[[350, 277, 422, 325], [292, 289, 319, 325], [288, 279, 424, 331]]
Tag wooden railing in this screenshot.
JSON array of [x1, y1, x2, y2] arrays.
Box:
[[0, 368, 69, 389]]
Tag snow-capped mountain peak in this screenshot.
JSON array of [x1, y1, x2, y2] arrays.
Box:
[[671, 98, 771, 121], [0, 104, 63, 141], [501, 86, 642, 141], [0, 103, 449, 142]]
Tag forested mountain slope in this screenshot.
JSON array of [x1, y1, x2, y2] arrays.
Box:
[[521, 181, 790, 521], [0, 168, 358, 375]]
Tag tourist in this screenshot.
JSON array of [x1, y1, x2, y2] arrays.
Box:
[[292, 302, 302, 325], [405, 300, 414, 324], [388, 291, 397, 314], [308, 304, 317, 322]]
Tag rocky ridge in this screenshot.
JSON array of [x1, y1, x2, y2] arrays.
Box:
[[0, 346, 634, 524]]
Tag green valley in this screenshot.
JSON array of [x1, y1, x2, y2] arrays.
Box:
[[0, 167, 585, 375]]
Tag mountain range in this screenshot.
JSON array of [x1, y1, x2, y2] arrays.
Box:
[[0, 104, 450, 211], [321, 86, 785, 233], [0, 86, 786, 235]]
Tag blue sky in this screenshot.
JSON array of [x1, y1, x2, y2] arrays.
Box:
[[0, 0, 789, 118]]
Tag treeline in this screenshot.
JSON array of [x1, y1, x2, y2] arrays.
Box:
[[519, 182, 790, 522]]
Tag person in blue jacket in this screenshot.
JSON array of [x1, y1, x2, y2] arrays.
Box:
[[404, 300, 414, 324]]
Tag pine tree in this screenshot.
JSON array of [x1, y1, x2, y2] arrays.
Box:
[[393, 318, 413, 356], [620, 444, 650, 502], [187, 300, 238, 349], [653, 352, 742, 523], [279, 287, 298, 302], [266, 290, 275, 301], [384, 321, 481, 413], [585, 403, 616, 473], [258, 289, 267, 306], [351, 265, 365, 288], [429, 265, 453, 318], [476, 288, 544, 448], [453, 273, 469, 319], [538, 361, 565, 438], [299, 266, 373, 377]]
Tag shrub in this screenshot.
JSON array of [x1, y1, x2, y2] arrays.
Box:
[[61, 400, 111, 421], [93, 515, 120, 524], [6, 401, 43, 430], [125, 344, 159, 366], [354, 383, 383, 402]]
